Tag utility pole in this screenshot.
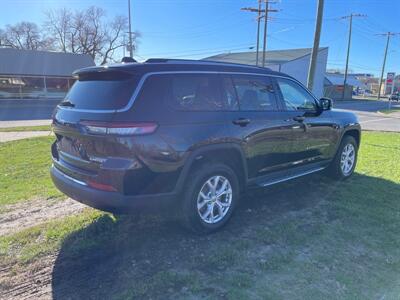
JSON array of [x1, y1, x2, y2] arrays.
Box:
[[128, 0, 133, 58], [377, 32, 400, 100], [307, 0, 324, 91], [341, 13, 366, 100], [261, 1, 278, 67], [241, 1, 263, 66], [256, 0, 262, 66], [241, 1, 277, 67]]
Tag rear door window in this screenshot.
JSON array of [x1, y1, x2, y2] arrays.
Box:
[[63, 71, 141, 110], [166, 74, 238, 111], [232, 75, 277, 111]]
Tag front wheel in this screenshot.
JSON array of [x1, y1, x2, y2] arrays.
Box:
[[327, 135, 358, 180], [180, 163, 240, 234]]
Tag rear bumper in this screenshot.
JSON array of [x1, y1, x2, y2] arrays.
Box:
[[51, 165, 178, 213]]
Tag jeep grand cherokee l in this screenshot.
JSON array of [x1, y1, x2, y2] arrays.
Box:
[[51, 59, 361, 233]]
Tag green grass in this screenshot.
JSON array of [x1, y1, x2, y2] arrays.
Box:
[[0, 125, 51, 132], [0, 209, 104, 263], [378, 107, 400, 114], [1, 132, 400, 299], [0, 136, 61, 206]]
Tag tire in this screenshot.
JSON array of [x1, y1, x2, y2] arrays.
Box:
[[180, 163, 240, 234], [327, 135, 358, 180]]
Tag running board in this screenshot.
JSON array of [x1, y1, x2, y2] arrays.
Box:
[[250, 162, 328, 188]]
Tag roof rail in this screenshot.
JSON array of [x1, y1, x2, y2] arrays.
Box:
[[144, 58, 271, 70], [145, 58, 199, 63]]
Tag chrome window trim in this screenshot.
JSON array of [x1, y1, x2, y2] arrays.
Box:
[[58, 70, 317, 113]]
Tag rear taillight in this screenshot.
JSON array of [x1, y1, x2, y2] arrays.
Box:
[[80, 121, 158, 136], [87, 179, 117, 192]]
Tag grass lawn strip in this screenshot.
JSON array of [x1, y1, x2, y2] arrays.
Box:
[[0, 131, 399, 299], [0, 136, 62, 206]]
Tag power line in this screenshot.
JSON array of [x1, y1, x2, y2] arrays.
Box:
[[261, 1, 279, 67], [241, 0, 278, 67], [241, 1, 265, 66], [138, 44, 255, 59]]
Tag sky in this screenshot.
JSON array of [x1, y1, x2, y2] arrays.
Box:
[[1, 0, 399, 77]]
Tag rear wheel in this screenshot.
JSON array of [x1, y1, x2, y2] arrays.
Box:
[[180, 163, 239, 234], [327, 135, 358, 180]]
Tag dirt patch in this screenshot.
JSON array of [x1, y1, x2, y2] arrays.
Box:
[[0, 255, 55, 300], [0, 198, 85, 236]]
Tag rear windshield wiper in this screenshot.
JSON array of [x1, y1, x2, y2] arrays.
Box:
[[59, 100, 75, 107]]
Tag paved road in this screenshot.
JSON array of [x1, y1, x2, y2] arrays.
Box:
[[0, 131, 52, 143], [334, 100, 400, 132], [0, 119, 52, 128], [0, 98, 399, 132], [0, 99, 59, 121]]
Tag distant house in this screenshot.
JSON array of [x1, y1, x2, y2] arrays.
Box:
[[204, 47, 329, 98], [0, 48, 95, 99]]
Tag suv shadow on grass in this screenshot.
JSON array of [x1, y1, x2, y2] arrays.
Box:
[[51, 173, 400, 300]]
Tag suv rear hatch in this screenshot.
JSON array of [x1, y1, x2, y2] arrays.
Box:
[[52, 68, 145, 192]]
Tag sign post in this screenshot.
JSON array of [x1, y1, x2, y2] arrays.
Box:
[[387, 72, 395, 110]]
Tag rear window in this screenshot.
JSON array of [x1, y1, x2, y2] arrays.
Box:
[[63, 71, 141, 110], [232, 75, 277, 111], [166, 74, 238, 111]]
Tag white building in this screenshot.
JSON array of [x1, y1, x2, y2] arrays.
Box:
[[0, 48, 94, 99], [204, 47, 329, 98]]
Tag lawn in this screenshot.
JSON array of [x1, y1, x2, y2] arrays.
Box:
[[0, 136, 61, 206], [0, 125, 51, 132], [0, 132, 399, 299]]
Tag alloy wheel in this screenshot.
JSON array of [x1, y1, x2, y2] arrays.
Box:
[[340, 143, 355, 176], [197, 175, 233, 224]]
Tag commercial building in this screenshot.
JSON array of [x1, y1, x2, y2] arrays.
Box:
[[324, 73, 367, 100], [0, 48, 94, 99], [204, 47, 328, 98]]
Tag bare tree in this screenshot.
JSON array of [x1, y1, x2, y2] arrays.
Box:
[[99, 15, 132, 65], [0, 22, 51, 50], [43, 8, 73, 52], [0, 29, 5, 47], [44, 6, 137, 64]]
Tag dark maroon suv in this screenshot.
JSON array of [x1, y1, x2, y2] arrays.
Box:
[[51, 59, 361, 233]]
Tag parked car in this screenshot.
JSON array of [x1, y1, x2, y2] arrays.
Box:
[[50, 59, 361, 233], [389, 92, 399, 101]]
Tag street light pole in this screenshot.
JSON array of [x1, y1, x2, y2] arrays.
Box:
[[128, 0, 133, 58]]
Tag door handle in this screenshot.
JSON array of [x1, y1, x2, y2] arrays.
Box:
[[293, 116, 306, 122], [233, 118, 251, 127]]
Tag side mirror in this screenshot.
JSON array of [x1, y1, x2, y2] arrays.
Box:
[[319, 97, 332, 111]]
